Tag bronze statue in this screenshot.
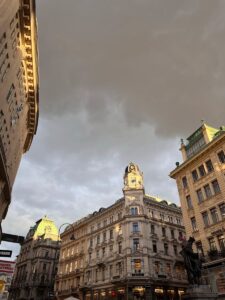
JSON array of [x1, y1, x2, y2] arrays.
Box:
[[180, 237, 202, 285]]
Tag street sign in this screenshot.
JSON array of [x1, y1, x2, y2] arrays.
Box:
[[2, 233, 24, 244], [0, 250, 12, 257]]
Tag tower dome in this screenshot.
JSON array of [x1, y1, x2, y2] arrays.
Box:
[[123, 162, 144, 190]]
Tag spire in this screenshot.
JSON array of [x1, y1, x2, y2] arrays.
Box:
[[123, 162, 144, 191]]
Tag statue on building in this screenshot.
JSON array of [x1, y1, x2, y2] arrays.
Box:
[[180, 237, 203, 285], [123, 162, 144, 191]]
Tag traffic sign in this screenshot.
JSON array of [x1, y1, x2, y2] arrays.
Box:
[[0, 250, 12, 257]]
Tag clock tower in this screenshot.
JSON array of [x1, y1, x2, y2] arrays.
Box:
[[123, 163, 145, 214]]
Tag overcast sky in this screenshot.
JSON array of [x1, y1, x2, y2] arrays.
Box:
[[2, 0, 225, 258]]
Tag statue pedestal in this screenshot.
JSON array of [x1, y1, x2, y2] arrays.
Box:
[[182, 285, 218, 300]]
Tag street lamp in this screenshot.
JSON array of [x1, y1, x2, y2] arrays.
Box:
[[58, 223, 76, 241]]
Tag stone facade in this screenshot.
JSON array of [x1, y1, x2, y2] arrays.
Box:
[[8, 217, 59, 300], [55, 163, 187, 300], [170, 123, 225, 298], [0, 0, 39, 237]]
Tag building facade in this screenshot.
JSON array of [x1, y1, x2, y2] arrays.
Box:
[[55, 163, 187, 300], [9, 216, 60, 300], [170, 123, 225, 297], [0, 0, 39, 236]]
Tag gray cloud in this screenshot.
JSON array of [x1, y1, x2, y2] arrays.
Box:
[[2, 0, 225, 258]]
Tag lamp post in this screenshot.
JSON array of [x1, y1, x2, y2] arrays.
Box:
[[49, 222, 76, 299]]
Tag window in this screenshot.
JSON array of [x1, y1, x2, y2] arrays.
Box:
[[218, 150, 225, 164], [164, 243, 168, 255], [133, 238, 140, 251], [151, 224, 155, 234], [196, 189, 204, 203], [97, 234, 100, 244], [96, 250, 99, 258], [103, 231, 106, 242], [191, 217, 197, 230], [178, 231, 183, 240], [168, 216, 173, 223], [110, 216, 114, 223], [97, 223, 101, 229], [109, 265, 113, 278], [160, 213, 165, 221], [171, 229, 174, 239], [202, 211, 210, 227], [90, 238, 93, 247], [210, 207, 219, 224], [110, 229, 113, 239], [212, 179, 221, 194], [154, 261, 160, 274], [219, 203, 225, 219], [102, 247, 105, 257], [208, 237, 216, 250], [118, 242, 122, 254], [206, 159, 214, 172], [192, 169, 199, 182], [133, 259, 142, 274], [103, 219, 107, 227], [118, 212, 122, 220], [182, 176, 188, 188], [166, 263, 171, 274], [204, 184, 212, 198], [196, 241, 204, 255], [109, 244, 113, 251], [198, 165, 206, 177], [130, 207, 138, 215], [218, 235, 225, 251], [186, 195, 193, 209], [152, 241, 157, 253], [162, 227, 166, 237], [132, 222, 139, 233], [173, 245, 177, 255]]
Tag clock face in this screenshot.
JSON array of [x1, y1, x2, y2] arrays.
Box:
[[130, 164, 135, 171]]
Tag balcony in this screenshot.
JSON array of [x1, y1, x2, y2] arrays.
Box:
[[207, 249, 225, 261]]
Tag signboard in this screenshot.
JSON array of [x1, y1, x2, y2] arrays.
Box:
[[1, 233, 24, 244], [0, 260, 15, 275], [0, 250, 12, 257]]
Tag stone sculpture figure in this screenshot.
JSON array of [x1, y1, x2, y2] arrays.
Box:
[[180, 236, 202, 285]]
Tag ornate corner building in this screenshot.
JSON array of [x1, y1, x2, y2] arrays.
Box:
[[0, 0, 39, 236], [170, 123, 225, 297], [8, 216, 60, 300], [55, 163, 187, 300]]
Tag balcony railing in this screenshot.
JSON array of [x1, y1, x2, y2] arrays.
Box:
[[207, 250, 225, 261]]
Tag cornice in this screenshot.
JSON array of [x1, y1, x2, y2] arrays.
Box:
[[21, 0, 39, 152]]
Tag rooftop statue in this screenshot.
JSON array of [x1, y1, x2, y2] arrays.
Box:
[[180, 237, 203, 285]]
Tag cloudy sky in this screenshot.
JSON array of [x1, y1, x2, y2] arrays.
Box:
[[2, 0, 225, 257]]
